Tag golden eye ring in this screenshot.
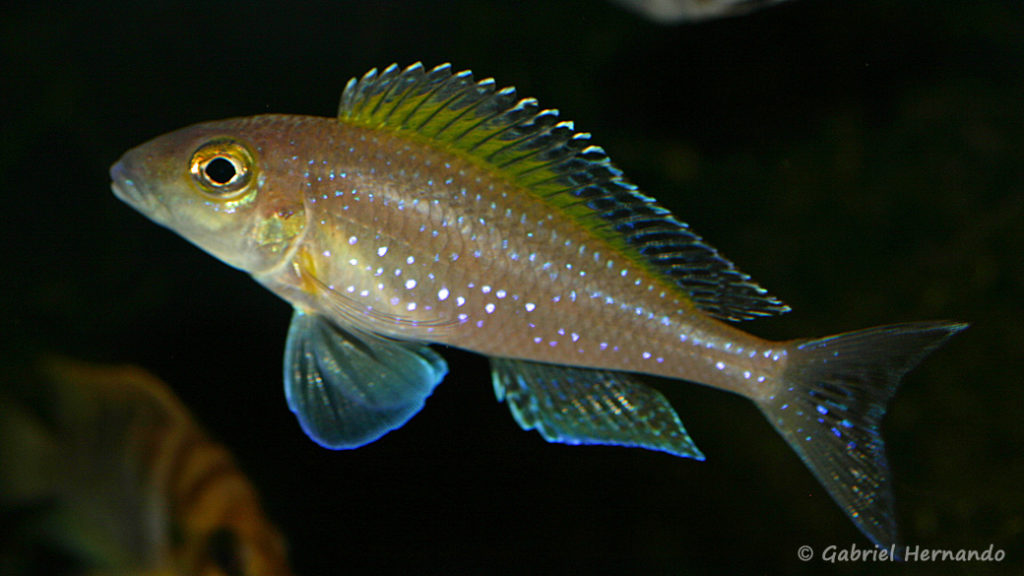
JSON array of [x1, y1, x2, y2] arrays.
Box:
[[190, 139, 256, 198]]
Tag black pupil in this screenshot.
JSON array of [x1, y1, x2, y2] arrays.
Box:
[[205, 157, 238, 185]]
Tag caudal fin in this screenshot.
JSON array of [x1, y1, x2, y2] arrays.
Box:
[[756, 321, 967, 553]]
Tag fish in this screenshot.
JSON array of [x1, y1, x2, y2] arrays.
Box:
[[0, 358, 293, 576], [608, 0, 793, 23], [110, 62, 966, 553]]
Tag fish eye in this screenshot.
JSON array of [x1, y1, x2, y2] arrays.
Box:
[[191, 139, 256, 199]]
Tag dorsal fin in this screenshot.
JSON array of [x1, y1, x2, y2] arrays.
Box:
[[337, 63, 789, 321]]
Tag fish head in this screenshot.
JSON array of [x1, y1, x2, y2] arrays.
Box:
[[111, 118, 307, 275]]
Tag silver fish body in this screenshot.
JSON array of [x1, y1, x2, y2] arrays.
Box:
[[210, 116, 784, 398]]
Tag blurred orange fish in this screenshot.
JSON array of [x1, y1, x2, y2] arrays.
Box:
[[0, 358, 293, 576]]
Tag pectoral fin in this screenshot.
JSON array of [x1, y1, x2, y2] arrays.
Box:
[[491, 358, 703, 459], [284, 309, 448, 449]]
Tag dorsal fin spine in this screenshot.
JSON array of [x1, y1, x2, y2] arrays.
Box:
[[376, 65, 421, 126], [453, 86, 518, 140], [428, 70, 476, 128], [442, 83, 501, 142], [465, 98, 539, 154], [498, 120, 576, 173], [483, 110, 560, 167], [432, 81, 495, 139], [475, 103, 544, 158], [395, 69, 441, 129], [451, 107, 504, 148], [408, 69, 469, 134], [348, 67, 381, 118], [460, 93, 528, 148], [365, 64, 401, 121]]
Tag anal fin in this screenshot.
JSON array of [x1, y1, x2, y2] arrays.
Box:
[[491, 358, 703, 459]]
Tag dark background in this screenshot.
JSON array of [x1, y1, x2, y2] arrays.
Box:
[[2, 1, 1021, 574]]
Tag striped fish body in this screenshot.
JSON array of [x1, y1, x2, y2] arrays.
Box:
[[0, 359, 293, 576]]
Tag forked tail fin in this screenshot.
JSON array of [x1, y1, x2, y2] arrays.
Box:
[[756, 321, 967, 554]]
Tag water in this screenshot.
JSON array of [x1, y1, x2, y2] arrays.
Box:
[[2, 1, 1020, 574]]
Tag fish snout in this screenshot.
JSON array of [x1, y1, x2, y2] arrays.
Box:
[[110, 159, 141, 204], [109, 156, 164, 220]]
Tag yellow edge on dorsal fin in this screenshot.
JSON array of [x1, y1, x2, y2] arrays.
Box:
[[336, 63, 789, 321]]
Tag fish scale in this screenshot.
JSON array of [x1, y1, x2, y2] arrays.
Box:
[[266, 117, 776, 397], [111, 62, 966, 555]]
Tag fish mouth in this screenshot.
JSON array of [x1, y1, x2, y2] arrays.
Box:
[[110, 160, 169, 222], [110, 160, 143, 206]]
